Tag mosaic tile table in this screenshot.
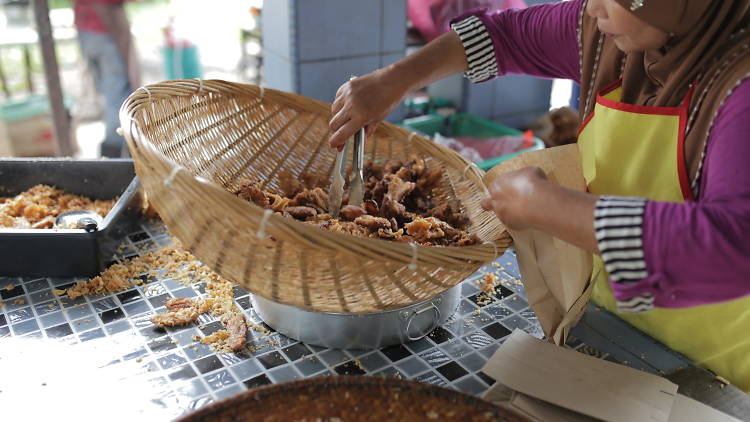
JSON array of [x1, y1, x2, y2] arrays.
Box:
[[0, 220, 692, 420]]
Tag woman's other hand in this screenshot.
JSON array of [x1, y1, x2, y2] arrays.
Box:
[[481, 166, 547, 230]]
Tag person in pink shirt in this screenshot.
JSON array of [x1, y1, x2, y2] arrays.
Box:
[[328, 0, 750, 400], [73, 0, 138, 157]]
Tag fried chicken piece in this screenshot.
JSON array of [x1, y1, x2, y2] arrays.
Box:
[[405, 217, 446, 243], [431, 199, 470, 230], [224, 313, 248, 351], [386, 175, 416, 202], [328, 221, 370, 237], [380, 194, 406, 219], [267, 193, 290, 212], [363, 199, 379, 216], [300, 173, 327, 190], [279, 171, 305, 197], [371, 179, 389, 204], [364, 160, 385, 181], [354, 215, 391, 229], [409, 157, 426, 177], [377, 227, 404, 239], [165, 297, 193, 311], [384, 160, 403, 175], [236, 179, 270, 208], [289, 187, 329, 211], [395, 166, 413, 182], [285, 206, 317, 220], [150, 307, 200, 327], [340, 205, 366, 221], [415, 167, 443, 194]]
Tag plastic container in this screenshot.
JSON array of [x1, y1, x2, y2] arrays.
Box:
[[0, 94, 73, 157], [400, 113, 545, 171], [0, 159, 143, 277]]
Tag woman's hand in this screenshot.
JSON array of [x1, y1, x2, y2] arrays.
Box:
[[481, 166, 547, 230], [328, 68, 408, 149], [328, 30, 469, 149], [482, 165, 601, 254]]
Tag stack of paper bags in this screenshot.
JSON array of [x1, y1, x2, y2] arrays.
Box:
[[481, 330, 741, 422]]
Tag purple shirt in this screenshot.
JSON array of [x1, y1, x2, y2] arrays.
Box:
[[452, 0, 750, 309]]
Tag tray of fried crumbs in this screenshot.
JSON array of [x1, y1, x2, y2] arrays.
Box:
[[0, 158, 144, 277], [177, 376, 530, 422]]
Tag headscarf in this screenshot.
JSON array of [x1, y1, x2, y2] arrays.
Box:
[[578, 0, 750, 195]]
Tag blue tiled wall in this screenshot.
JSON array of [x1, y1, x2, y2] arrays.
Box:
[[262, 0, 407, 122]]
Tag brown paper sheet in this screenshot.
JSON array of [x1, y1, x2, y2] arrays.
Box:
[[481, 330, 741, 422], [483, 145, 593, 344]]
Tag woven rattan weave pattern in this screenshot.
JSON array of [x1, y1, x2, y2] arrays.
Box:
[[120, 80, 511, 313]]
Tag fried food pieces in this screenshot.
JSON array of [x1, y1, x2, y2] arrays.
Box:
[[234, 157, 478, 246]]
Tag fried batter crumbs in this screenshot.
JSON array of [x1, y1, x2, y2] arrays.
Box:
[[234, 158, 480, 247], [477, 273, 499, 306], [0, 184, 117, 229], [64, 240, 267, 353]]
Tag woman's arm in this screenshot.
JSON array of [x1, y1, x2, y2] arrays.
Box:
[[328, 0, 584, 148]]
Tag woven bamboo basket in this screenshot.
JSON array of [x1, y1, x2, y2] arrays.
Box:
[[120, 79, 511, 313]]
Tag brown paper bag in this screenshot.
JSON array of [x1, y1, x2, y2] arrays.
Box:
[[483, 145, 593, 345]]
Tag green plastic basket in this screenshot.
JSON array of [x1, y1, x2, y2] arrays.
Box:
[[400, 113, 544, 171]]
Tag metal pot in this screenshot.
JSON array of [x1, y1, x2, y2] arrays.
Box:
[[250, 283, 461, 350]]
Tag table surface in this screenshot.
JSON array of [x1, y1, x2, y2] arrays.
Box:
[[0, 219, 692, 420]]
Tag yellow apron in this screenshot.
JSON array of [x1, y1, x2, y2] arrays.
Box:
[[578, 79, 750, 392]]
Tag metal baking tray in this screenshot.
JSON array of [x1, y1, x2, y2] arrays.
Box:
[[0, 159, 143, 277]]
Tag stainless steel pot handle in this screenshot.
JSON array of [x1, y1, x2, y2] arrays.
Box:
[[404, 304, 442, 341]]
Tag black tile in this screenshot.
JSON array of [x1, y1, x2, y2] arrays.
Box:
[[148, 294, 171, 309], [45, 323, 73, 339], [117, 289, 142, 305], [56, 282, 75, 291], [257, 351, 287, 369], [381, 344, 411, 362], [477, 371, 496, 386], [1, 284, 25, 300], [427, 326, 454, 344], [0, 326, 10, 338], [243, 374, 272, 389], [99, 307, 125, 324], [148, 336, 177, 353], [0, 313, 6, 326], [199, 321, 225, 336], [334, 361, 366, 375], [436, 361, 469, 381], [236, 296, 251, 310], [194, 355, 224, 374], [482, 322, 511, 340], [494, 285, 515, 299], [129, 232, 149, 242], [232, 286, 249, 297], [282, 343, 312, 361], [168, 364, 197, 381], [140, 325, 168, 340]]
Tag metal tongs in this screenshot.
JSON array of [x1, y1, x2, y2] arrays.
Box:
[[329, 114, 365, 217]]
